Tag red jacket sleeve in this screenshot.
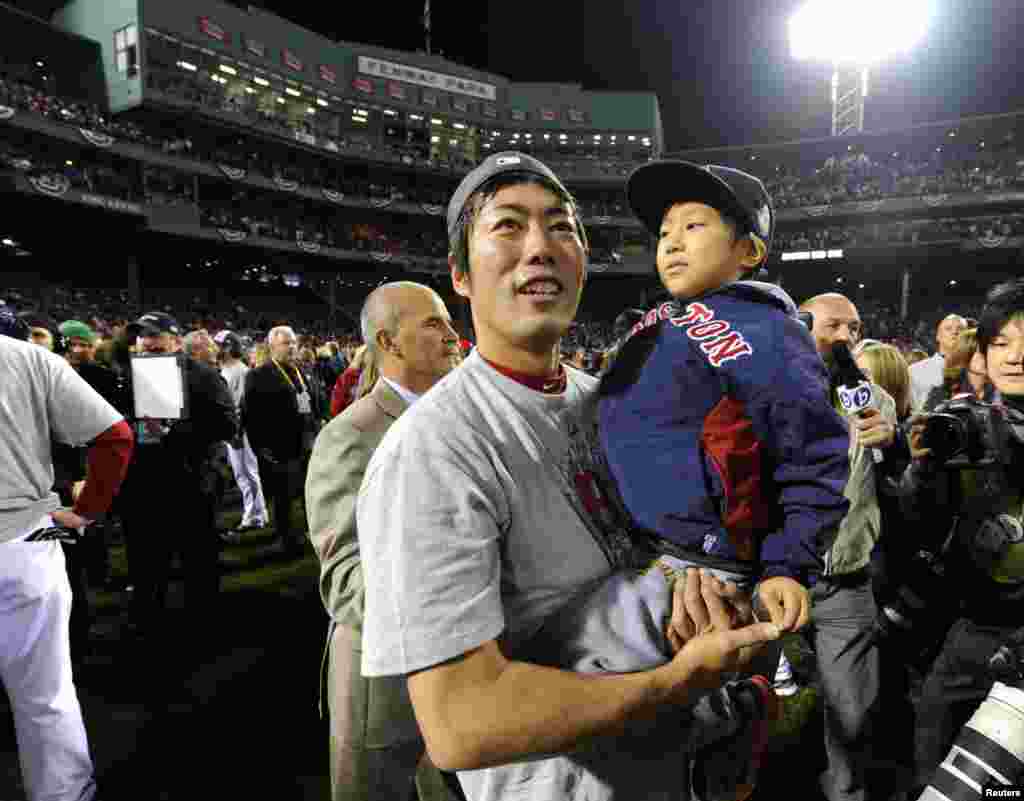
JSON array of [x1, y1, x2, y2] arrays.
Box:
[[73, 420, 134, 520], [331, 368, 361, 418]]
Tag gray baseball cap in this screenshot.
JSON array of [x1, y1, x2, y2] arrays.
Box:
[[446, 151, 572, 240]]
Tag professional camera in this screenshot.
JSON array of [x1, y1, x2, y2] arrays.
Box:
[[870, 543, 961, 670], [918, 396, 1024, 469], [873, 399, 1024, 663], [917, 630, 1024, 800]]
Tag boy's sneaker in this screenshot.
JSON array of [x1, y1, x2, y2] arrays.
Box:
[[691, 675, 780, 801], [772, 652, 800, 697]]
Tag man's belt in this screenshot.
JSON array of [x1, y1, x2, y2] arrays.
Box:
[[25, 526, 85, 544]]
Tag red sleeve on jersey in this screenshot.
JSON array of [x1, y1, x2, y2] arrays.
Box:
[[73, 420, 134, 519]]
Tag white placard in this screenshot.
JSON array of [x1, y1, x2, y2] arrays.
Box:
[[131, 355, 185, 420]]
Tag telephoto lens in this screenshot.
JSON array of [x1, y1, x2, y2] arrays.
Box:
[[917, 679, 1024, 799]]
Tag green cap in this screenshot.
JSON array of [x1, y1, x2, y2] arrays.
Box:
[[59, 320, 96, 344]]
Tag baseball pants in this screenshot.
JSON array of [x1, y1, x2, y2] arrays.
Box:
[[0, 515, 96, 801], [225, 433, 267, 527]]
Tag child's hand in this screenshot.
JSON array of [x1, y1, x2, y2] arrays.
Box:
[[755, 576, 811, 633]]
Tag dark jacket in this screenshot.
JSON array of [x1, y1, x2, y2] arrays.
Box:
[[598, 280, 851, 585], [127, 355, 237, 470], [242, 360, 322, 461]]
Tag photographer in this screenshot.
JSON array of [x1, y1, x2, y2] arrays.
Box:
[[902, 279, 1024, 791]]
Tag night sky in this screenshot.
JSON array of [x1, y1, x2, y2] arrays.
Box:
[[262, 0, 1024, 151]]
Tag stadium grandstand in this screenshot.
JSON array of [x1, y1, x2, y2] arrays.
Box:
[[3, 0, 1024, 797], [2, 0, 1022, 360]]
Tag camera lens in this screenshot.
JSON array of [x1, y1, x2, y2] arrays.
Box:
[[921, 415, 967, 463]]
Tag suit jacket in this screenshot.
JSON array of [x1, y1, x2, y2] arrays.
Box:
[[242, 360, 321, 461], [305, 377, 407, 631]]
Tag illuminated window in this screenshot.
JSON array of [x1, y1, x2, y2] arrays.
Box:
[[115, 24, 138, 77]]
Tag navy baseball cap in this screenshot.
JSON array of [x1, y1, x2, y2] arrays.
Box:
[[446, 151, 572, 240], [127, 311, 182, 337], [627, 161, 775, 253], [0, 306, 29, 340]]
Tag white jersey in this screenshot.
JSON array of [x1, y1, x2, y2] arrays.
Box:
[[220, 360, 249, 409], [0, 335, 121, 543]]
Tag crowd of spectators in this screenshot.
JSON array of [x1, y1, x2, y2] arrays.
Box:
[[7, 63, 1024, 217], [3, 277, 985, 380], [775, 213, 1024, 252], [760, 146, 1024, 210]]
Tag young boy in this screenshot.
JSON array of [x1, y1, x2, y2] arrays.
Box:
[[598, 161, 851, 626], [505, 161, 852, 800]]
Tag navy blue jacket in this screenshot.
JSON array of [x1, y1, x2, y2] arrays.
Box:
[[598, 281, 850, 584]]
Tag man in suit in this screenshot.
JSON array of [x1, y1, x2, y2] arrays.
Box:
[[305, 282, 462, 801], [242, 325, 324, 556]]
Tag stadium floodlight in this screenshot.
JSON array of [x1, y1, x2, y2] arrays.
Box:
[[790, 0, 933, 135], [253, 76, 270, 87], [219, 64, 237, 76]]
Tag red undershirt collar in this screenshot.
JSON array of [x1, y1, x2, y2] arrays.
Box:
[[481, 354, 567, 395]]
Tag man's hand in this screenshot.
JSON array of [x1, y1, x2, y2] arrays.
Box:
[[52, 509, 89, 531], [755, 575, 811, 633], [667, 567, 753, 654], [664, 571, 781, 699], [854, 408, 895, 449], [907, 414, 932, 461]]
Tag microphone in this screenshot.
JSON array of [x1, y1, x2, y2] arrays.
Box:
[[832, 342, 882, 463]]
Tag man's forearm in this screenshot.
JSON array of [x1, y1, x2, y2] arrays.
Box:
[[410, 641, 697, 772]]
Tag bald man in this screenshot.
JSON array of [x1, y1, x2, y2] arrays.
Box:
[[909, 314, 967, 411], [305, 282, 461, 801], [801, 293, 909, 801]]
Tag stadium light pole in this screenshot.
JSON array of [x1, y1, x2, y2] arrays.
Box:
[[789, 0, 933, 136]]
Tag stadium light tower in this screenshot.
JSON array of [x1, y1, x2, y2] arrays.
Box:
[[789, 0, 933, 136]]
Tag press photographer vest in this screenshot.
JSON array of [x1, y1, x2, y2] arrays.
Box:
[[954, 466, 1024, 590]]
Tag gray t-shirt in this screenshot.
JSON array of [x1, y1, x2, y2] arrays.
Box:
[[0, 335, 122, 543], [221, 360, 249, 409], [358, 351, 690, 801]]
